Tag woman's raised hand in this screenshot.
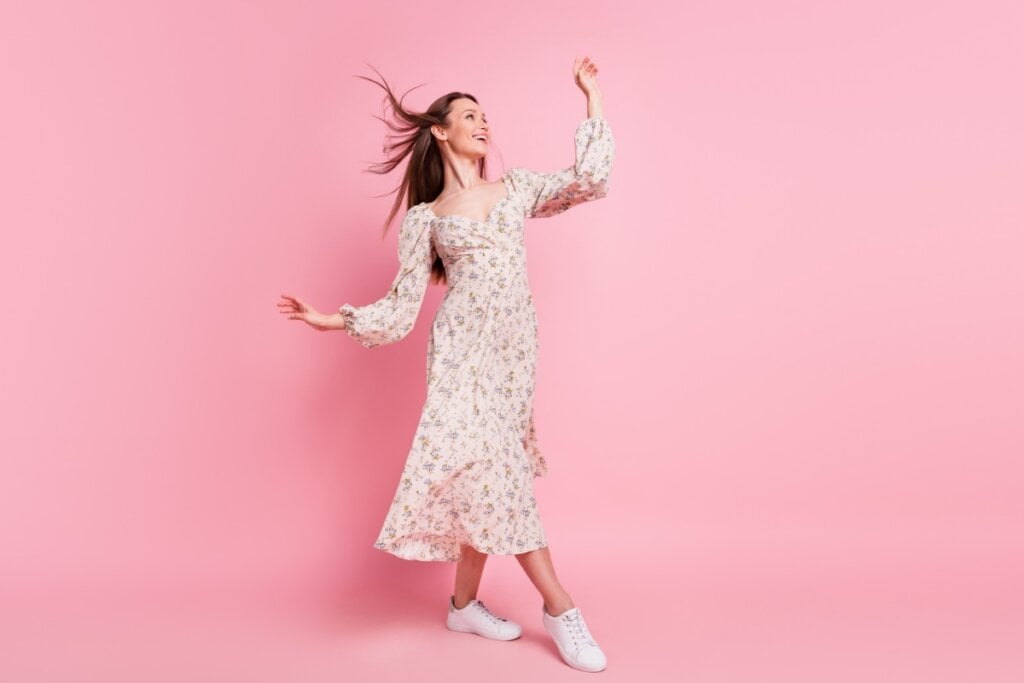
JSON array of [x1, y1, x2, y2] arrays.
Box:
[[278, 293, 333, 331], [573, 55, 602, 100]]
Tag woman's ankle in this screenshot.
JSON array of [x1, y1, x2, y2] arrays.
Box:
[[543, 598, 575, 617]]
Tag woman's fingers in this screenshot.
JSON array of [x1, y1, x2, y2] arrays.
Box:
[[279, 294, 308, 309], [278, 294, 313, 319], [279, 294, 329, 329], [574, 55, 599, 82]]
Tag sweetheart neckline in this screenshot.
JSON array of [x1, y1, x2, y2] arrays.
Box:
[[423, 172, 512, 225]]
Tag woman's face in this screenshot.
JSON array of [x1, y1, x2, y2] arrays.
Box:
[[436, 98, 490, 160]]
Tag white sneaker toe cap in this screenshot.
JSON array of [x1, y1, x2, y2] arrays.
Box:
[[575, 645, 608, 672], [499, 621, 524, 639]]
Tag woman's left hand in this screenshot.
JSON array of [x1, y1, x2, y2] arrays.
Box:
[[573, 55, 603, 100]]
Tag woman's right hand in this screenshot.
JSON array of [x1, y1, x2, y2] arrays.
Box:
[[573, 55, 603, 101], [278, 293, 334, 331]]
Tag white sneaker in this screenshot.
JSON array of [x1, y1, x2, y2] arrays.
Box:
[[446, 595, 523, 641], [542, 604, 608, 672]]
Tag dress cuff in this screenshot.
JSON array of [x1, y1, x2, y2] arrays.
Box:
[[339, 304, 357, 335]]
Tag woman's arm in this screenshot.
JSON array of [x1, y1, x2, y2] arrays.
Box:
[[505, 56, 614, 219], [337, 206, 435, 348], [279, 207, 433, 338]]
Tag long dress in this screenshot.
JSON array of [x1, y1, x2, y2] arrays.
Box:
[[339, 115, 615, 562]]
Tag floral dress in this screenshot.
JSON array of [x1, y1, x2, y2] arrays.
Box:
[[340, 116, 615, 562]]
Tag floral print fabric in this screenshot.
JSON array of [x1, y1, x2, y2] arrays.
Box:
[[340, 116, 615, 562]]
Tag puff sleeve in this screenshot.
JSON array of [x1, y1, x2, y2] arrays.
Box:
[[338, 206, 435, 349], [507, 115, 615, 219]]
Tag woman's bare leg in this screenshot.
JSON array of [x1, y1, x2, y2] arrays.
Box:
[[452, 543, 488, 609], [515, 545, 575, 616]]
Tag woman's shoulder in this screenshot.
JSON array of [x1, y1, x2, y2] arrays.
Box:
[[410, 201, 433, 216], [503, 166, 539, 196]]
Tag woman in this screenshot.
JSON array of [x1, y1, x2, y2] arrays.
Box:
[[278, 56, 615, 673]]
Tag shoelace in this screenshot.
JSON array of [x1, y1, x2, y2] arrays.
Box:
[[563, 611, 597, 648], [472, 600, 507, 625]]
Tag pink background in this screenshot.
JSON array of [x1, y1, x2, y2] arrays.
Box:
[[2, 1, 1021, 681]]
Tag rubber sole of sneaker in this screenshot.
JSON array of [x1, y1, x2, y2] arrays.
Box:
[[446, 620, 522, 641]]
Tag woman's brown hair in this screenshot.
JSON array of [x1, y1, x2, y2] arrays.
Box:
[[354, 64, 491, 285]]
